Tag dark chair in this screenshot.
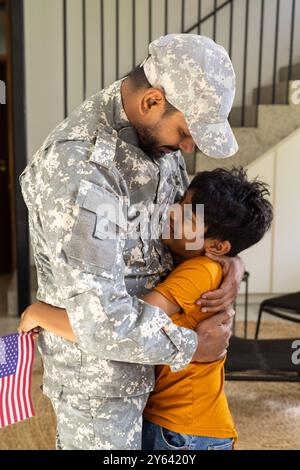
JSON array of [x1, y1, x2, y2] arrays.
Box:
[[225, 336, 300, 382], [255, 291, 300, 339], [233, 271, 250, 338]]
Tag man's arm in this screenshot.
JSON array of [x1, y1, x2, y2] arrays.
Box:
[[198, 254, 245, 313], [141, 291, 181, 317], [141, 289, 234, 364], [18, 291, 179, 341], [19, 143, 197, 372], [19, 283, 233, 363]]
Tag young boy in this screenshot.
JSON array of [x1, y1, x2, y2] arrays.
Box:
[[141, 167, 273, 450], [19, 167, 273, 450]]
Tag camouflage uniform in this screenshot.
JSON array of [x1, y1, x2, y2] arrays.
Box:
[[19, 79, 197, 450], [19, 34, 237, 450]]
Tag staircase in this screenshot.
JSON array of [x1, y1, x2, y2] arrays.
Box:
[[192, 63, 300, 174]]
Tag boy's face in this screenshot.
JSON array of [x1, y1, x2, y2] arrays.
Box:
[[162, 190, 231, 259], [161, 191, 205, 259]]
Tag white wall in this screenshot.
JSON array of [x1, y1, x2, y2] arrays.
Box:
[[240, 127, 300, 295], [272, 129, 300, 292], [240, 150, 274, 294], [24, 0, 64, 158]]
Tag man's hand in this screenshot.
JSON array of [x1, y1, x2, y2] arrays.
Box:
[[196, 254, 245, 313], [192, 307, 235, 363]]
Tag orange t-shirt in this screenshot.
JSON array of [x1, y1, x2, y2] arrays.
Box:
[[143, 256, 237, 440]]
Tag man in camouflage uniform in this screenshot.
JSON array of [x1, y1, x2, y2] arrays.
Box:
[[19, 35, 242, 449]]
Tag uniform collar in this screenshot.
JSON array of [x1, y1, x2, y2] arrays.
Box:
[[105, 79, 142, 148], [90, 79, 139, 169], [104, 79, 131, 132]]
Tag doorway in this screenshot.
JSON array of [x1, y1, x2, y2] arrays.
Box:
[[0, 0, 14, 276], [0, 0, 29, 318]]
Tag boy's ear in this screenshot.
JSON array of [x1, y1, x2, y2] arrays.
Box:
[[204, 239, 231, 256]]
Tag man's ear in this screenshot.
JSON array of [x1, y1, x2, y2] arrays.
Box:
[[139, 88, 165, 116], [204, 239, 231, 256]]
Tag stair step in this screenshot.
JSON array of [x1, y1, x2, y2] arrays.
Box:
[[229, 105, 257, 128], [257, 104, 300, 144], [252, 81, 296, 105], [195, 103, 300, 172], [279, 63, 300, 81], [194, 127, 262, 172]]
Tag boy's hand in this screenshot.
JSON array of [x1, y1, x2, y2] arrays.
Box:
[[18, 301, 77, 343], [18, 305, 41, 337], [196, 255, 245, 313]]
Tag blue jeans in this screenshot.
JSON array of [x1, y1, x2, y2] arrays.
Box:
[[142, 419, 234, 451]]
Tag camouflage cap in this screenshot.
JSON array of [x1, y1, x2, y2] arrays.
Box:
[[142, 34, 238, 158]]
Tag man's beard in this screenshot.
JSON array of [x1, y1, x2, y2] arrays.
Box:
[[134, 122, 162, 157]]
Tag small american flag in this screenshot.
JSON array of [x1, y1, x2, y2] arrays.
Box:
[[0, 333, 35, 428]]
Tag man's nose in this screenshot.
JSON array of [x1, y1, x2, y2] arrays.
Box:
[[179, 138, 196, 154]]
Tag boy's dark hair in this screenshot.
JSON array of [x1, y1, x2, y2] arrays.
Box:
[[188, 167, 273, 257], [127, 65, 178, 117]]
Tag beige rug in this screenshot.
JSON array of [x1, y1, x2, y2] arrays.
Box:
[[1, 321, 299, 450]]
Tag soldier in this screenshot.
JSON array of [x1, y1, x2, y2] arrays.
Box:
[[19, 34, 243, 450]]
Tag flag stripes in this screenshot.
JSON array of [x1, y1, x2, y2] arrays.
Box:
[[0, 333, 35, 428]]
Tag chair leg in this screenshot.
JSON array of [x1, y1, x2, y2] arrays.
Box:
[[232, 300, 236, 336], [255, 306, 264, 339]]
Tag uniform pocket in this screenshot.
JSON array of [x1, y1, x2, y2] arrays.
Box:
[[51, 388, 96, 450], [63, 180, 126, 276]]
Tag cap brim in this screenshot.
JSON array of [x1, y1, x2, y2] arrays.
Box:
[[188, 119, 238, 158]]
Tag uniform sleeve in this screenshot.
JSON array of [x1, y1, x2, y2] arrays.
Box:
[[20, 143, 197, 372]]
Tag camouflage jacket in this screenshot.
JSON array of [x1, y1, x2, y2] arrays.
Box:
[[19, 79, 198, 399]]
